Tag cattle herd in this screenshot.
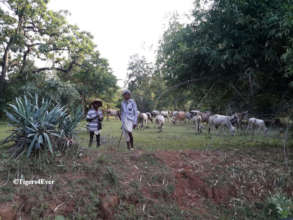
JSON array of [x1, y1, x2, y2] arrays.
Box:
[[106, 109, 284, 135]]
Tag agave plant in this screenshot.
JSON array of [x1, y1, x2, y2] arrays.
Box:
[[58, 106, 84, 151], [59, 106, 83, 139], [2, 94, 83, 158]]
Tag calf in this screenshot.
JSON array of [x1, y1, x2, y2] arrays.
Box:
[[247, 118, 268, 134], [155, 115, 165, 132]]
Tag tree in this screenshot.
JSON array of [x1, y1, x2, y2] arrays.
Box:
[[0, 0, 95, 112], [59, 51, 118, 111], [157, 0, 293, 115], [126, 54, 155, 112]]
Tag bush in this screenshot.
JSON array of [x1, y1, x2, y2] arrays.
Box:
[[2, 94, 83, 158], [21, 78, 82, 111], [267, 192, 293, 219]]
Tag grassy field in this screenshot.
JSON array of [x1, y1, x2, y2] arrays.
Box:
[[0, 119, 290, 151], [0, 121, 12, 148], [75, 119, 289, 151]]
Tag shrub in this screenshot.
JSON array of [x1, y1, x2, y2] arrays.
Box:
[[2, 94, 83, 158], [267, 192, 293, 219]]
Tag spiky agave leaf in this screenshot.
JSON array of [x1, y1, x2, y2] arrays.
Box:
[[2, 93, 67, 157]]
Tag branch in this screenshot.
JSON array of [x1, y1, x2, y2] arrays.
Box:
[[32, 59, 81, 74], [19, 47, 31, 75]]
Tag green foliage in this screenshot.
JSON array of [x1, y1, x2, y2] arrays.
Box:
[[59, 51, 118, 109], [22, 77, 82, 110], [59, 105, 83, 139], [2, 94, 83, 158], [267, 192, 293, 219], [125, 54, 175, 111], [126, 54, 154, 111], [0, 0, 117, 116], [157, 0, 293, 114]]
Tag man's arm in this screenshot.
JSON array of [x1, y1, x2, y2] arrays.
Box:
[[98, 110, 104, 121], [86, 110, 98, 122], [133, 101, 138, 125]]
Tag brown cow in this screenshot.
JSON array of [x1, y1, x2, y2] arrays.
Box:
[[106, 109, 119, 120], [172, 111, 186, 125]]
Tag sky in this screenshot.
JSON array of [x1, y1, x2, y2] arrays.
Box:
[[48, 0, 194, 87]]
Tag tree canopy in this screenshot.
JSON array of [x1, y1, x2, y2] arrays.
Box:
[[0, 0, 118, 114], [156, 0, 293, 115]]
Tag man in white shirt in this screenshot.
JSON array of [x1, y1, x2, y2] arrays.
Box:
[[119, 89, 138, 150]]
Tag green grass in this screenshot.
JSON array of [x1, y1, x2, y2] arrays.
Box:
[[0, 119, 290, 151], [75, 119, 289, 151], [0, 121, 13, 148]]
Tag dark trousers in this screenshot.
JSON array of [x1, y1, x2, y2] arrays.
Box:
[[89, 131, 101, 147]]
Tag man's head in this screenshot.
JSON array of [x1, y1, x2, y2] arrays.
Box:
[[91, 100, 102, 110], [122, 89, 131, 100]]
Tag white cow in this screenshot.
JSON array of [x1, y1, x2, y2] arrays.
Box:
[[190, 110, 201, 117], [192, 115, 202, 134], [152, 110, 160, 117], [247, 118, 268, 134], [208, 114, 236, 135], [155, 115, 165, 132], [146, 112, 153, 123], [161, 111, 170, 122], [137, 113, 148, 129]]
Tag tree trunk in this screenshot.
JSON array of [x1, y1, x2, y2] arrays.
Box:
[[0, 39, 13, 107]]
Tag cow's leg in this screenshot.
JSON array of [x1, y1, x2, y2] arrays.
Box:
[[198, 121, 201, 133], [159, 123, 163, 132], [246, 123, 251, 135]]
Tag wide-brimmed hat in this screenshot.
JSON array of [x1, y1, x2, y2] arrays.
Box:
[[91, 100, 103, 106], [122, 89, 131, 96]]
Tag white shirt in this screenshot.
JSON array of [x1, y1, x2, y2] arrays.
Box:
[[121, 99, 138, 125]]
